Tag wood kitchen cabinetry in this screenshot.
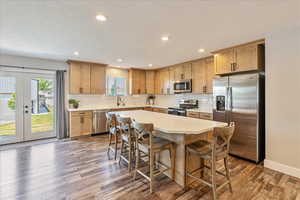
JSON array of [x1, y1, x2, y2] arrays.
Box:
[[192, 56, 214, 94], [90, 63, 106, 94], [69, 111, 93, 137], [174, 63, 192, 81], [68, 60, 106, 94], [145, 70, 156, 94], [213, 40, 265, 75], [129, 69, 146, 95], [155, 68, 170, 95]]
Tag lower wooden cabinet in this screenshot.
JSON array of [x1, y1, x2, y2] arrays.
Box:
[[69, 111, 93, 137], [187, 111, 200, 118], [144, 107, 153, 112], [152, 107, 168, 114], [187, 111, 212, 120]]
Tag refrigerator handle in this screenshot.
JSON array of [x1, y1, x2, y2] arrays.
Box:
[[230, 87, 233, 110]]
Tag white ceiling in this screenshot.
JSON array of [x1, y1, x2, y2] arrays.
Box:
[[0, 0, 299, 69]]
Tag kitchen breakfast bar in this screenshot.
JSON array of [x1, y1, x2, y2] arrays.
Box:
[[114, 110, 227, 187]]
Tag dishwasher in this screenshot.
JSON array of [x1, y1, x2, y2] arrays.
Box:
[[93, 110, 109, 134]]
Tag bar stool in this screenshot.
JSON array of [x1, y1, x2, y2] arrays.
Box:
[[132, 121, 176, 194], [116, 116, 135, 171], [106, 112, 120, 160], [185, 122, 235, 200]]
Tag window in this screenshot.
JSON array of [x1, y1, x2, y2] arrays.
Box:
[[106, 76, 127, 96]]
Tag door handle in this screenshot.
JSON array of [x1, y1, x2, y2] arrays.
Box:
[[229, 87, 233, 110]]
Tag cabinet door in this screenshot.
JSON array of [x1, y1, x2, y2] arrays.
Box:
[[174, 64, 184, 81], [139, 70, 146, 94], [146, 70, 155, 94], [205, 57, 215, 94], [214, 48, 234, 75], [129, 69, 139, 94], [235, 43, 259, 72], [183, 62, 192, 80], [80, 62, 91, 94], [69, 62, 81, 94], [70, 115, 81, 137], [168, 66, 175, 94], [192, 60, 206, 93], [81, 115, 92, 135], [90, 64, 106, 94], [154, 70, 161, 94], [162, 68, 170, 94]]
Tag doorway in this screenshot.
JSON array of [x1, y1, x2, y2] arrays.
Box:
[[0, 70, 56, 145]]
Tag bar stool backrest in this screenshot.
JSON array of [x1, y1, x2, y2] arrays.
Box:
[[116, 116, 132, 135], [132, 121, 154, 148], [212, 122, 235, 155], [106, 112, 117, 133]]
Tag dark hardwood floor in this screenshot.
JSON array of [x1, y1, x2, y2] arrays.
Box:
[[0, 135, 299, 200]]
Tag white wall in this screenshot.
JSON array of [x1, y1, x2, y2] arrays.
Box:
[[264, 26, 300, 178], [0, 54, 67, 70]]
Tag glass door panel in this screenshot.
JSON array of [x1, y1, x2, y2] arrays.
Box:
[[24, 74, 56, 141], [0, 72, 23, 145]]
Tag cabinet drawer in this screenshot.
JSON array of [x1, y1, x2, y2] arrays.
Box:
[[152, 107, 167, 114], [71, 111, 92, 117], [144, 107, 153, 111], [187, 111, 200, 118], [199, 113, 212, 120]]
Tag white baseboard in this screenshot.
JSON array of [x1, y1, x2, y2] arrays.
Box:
[[264, 159, 300, 178]]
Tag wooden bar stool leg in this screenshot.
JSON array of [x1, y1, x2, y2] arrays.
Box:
[[114, 134, 118, 160], [133, 148, 140, 180], [211, 157, 217, 200], [224, 157, 233, 193], [128, 141, 132, 172], [184, 148, 189, 190], [170, 144, 176, 180], [107, 133, 112, 157], [149, 151, 155, 194], [118, 139, 124, 165]]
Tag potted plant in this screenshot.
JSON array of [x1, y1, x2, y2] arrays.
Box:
[[69, 99, 79, 109]]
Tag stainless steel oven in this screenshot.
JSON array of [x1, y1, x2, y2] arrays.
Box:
[[174, 79, 192, 93]]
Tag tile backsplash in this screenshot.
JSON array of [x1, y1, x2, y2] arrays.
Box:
[[68, 93, 213, 112], [155, 94, 213, 112]]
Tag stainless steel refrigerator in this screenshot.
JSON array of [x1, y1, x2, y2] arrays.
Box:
[[213, 73, 265, 163]]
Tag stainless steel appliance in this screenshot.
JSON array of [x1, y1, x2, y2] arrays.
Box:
[[213, 73, 265, 163], [168, 99, 198, 116], [173, 79, 192, 93], [93, 110, 109, 134]]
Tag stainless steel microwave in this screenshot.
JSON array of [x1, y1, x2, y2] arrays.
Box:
[[173, 79, 192, 93]]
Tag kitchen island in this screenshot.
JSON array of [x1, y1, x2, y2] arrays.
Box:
[[114, 110, 226, 187]]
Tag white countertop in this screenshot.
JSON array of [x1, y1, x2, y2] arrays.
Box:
[[114, 110, 226, 135], [67, 105, 169, 112]]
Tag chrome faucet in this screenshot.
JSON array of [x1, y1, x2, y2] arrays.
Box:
[[116, 96, 125, 106]]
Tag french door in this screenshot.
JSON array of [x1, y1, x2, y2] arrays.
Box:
[[0, 70, 56, 145]]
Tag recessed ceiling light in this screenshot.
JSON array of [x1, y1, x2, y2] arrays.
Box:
[[74, 51, 79, 56], [117, 58, 123, 62], [148, 64, 153, 67], [96, 14, 107, 22], [198, 48, 205, 53], [161, 36, 169, 41]]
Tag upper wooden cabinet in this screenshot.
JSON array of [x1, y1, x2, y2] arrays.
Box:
[[192, 56, 215, 94], [174, 63, 192, 81], [145, 70, 156, 94], [68, 60, 106, 94], [129, 69, 146, 95], [90, 64, 106, 94], [205, 57, 215, 94], [213, 40, 265, 75], [192, 59, 206, 94]]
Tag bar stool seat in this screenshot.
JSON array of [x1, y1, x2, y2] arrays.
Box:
[[139, 136, 172, 150], [187, 140, 227, 160]]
